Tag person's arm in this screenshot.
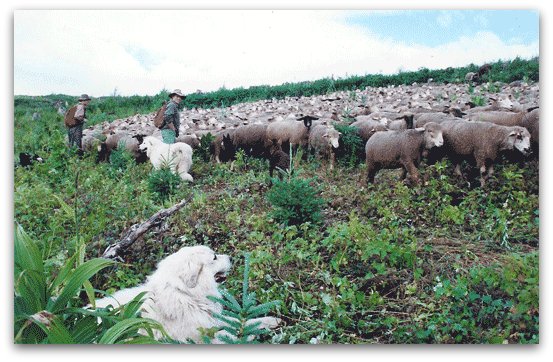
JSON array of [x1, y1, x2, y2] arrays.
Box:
[[163, 102, 177, 130]]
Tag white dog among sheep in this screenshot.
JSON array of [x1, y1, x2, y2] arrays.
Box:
[[139, 136, 194, 182], [94, 245, 281, 343]]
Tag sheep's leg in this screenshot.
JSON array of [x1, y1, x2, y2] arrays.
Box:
[[404, 160, 420, 185], [478, 164, 487, 187], [400, 168, 407, 180], [487, 164, 494, 179], [329, 151, 335, 171], [365, 161, 377, 184]]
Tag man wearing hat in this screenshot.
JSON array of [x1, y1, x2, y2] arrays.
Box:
[[67, 94, 91, 151], [161, 89, 186, 144]]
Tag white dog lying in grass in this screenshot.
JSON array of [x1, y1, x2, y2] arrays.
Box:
[[94, 245, 280, 343], [139, 136, 194, 182]]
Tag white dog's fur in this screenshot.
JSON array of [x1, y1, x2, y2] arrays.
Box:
[[139, 136, 194, 182], [94, 245, 280, 343]]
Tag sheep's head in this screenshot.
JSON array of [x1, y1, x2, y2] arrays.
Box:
[[323, 129, 341, 149], [419, 122, 444, 149], [497, 97, 514, 110], [396, 114, 414, 129], [298, 115, 319, 129], [445, 107, 467, 118], [221, 133, 234, 150], [504, 127, 531, 155], [268, 139, 282, 155]]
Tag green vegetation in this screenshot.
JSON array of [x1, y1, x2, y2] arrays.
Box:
[[147, 168, 183, 202], [15, 57, 538, 127], [14, 58, 539, 344], [207, 253, 281, 344]]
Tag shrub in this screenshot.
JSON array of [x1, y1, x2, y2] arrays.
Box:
[[196, 132, 215, 162], [147, 167, 182, 202], [266, 176, 325, 226], [207, 253, 281, 344], [109, 146, 134, 171], [333, 123, 364, 167]]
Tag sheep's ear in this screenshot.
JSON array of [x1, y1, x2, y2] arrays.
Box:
[[415, 127, 425, 132]]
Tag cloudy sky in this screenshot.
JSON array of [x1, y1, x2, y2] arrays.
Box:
[[14, 9, 539, 97]]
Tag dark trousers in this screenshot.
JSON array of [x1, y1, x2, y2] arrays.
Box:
[[68, 124, 83, 149]]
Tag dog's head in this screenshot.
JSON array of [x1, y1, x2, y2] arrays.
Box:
[[153, 245, 232, 290], [138, 136, 156, 155]]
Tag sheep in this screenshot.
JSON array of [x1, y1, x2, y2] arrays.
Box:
[[465, 72, 477, 83], [477, 63, 492, 78], [365, 122, 444, 185], [387, 114, 415, 130], [307, 124, 341, 170], [103, 132, 148, 163], [267, 139, 290, 180], [415, 112, 464, 127], [439, 120, 532, 186], [265, 115, 317, 153], [210, 129, 236, 163], [350, 119, 388, 143], [464, 97, 514, 113], [176, 134, 201, 149], [231, 124, 269, 157], [468, 107, 539, 152]]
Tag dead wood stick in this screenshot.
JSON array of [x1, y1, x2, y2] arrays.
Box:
[[101, 197, 191, 261]]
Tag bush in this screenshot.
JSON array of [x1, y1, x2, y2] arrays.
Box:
[[196, 132, 215, 162], [266, 176, 325, 226], [333, 123, 364, 167], [147, 168, 182, 202], [207, 253, 281, 344], [109, 146, 134, 171]]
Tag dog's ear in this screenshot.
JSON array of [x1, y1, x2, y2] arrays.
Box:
[[183, 260, 204, 288]]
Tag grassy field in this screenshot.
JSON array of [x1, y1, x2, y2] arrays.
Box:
[[13, 59, 539, 344]]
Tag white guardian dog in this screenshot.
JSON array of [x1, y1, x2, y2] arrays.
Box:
[[139, 136, 194, 182], [94, 245, 280, 343]]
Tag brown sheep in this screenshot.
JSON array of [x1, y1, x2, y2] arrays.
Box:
[[176, 134, 201, 149], [231, 124, 269, 157], [104, 133, 148, 164], [268, 139, 290, 180], [266, 116, 317, 152], [365, 122, 444, 185], [468, 107, 539, 150], [210, 129, 235, 163], [350, 119, 387, 143], [307, 124, 341, 170], [387, 114, 415, 130], [415, 112, 464, 127], [440, 120, 531, 186]]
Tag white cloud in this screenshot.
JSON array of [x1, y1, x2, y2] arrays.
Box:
[[14, 10, 539, 97]]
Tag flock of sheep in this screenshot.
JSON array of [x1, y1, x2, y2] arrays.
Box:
[[79, 77, 539, 187]]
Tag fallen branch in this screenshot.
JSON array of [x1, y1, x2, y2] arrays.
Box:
[[101, 197, 191, 261]]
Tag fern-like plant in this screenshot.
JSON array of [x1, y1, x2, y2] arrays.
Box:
[[207, 253, 281, 344]]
